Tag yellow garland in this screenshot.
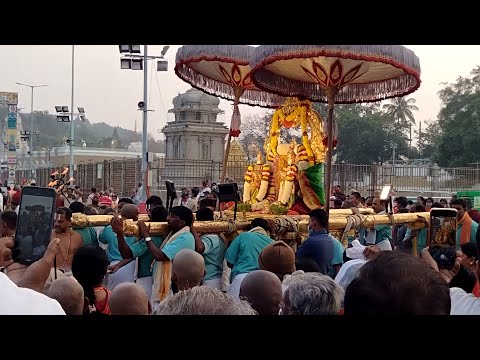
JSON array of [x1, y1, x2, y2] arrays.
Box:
[[300, 106, 315, 167], [244, 165, 254, 183], [267, 101, 318, 167]]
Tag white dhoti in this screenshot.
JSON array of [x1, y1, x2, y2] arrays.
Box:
[[221, 259, 231, 292], [204, 277, 222, 290], [227, 273, 248, 300], [106, 260, 135, 291], [136, 276, 153, 300]]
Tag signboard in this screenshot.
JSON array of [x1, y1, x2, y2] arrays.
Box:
[[7, 113, 16, 129], [1, 92, 18, 186], [0, 92, 18, 105]]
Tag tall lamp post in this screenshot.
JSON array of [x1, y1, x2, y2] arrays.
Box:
[[70, 45, 75, 180], [118, 45, 169, 202], [16, 82, 48, 177]]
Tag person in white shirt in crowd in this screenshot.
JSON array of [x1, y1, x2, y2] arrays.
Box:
[[192, 207, 226, 289], [0, 236, 66, 315], [62, 186, 83, 207], [178, 188, 197, 212], [197, 180, 211, 200], [421, 243, 480, 315], [86, 188, 97, 205]]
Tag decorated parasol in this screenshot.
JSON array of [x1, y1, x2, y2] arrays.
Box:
[[249, 45, 421, 212], [174, 45, 284, 181]]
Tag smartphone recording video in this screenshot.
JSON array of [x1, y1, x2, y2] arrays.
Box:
[[13, 186, 56, 265], [428, 208, 458, 270]]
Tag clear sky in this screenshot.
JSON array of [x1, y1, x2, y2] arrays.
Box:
[[0, 45, 478, 141]]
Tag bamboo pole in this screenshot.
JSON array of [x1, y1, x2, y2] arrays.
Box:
[[71, 212, 429, 237], [221, 207, 374, 221]]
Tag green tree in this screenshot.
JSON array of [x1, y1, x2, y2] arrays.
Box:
[[433, 66, 480, 167], [313, 102, 415, 164], [382, 97, 418, 143], [416, 120, 440, 160], [334, 105, 412, 164]]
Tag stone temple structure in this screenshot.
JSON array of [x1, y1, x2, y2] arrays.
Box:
[[161, 88, 228, 188]]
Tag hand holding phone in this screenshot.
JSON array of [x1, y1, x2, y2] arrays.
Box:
[[421, 247, 461, 283], [428, 208, 458, 270], [13, 187, 56, 265]]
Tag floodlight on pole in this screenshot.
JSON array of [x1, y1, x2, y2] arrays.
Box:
[[77, 107, 85, 114], [121, 58, 132, 69], [16, 81, 48, 177], [130, 45, 141, 54], [119, 44, 170, 203], [119, 45, 130, 53], [132, 59, 143, 70], [62, 106, 69, 112], [57, 115, 70, 122], [55, 106, 63, 113], [157, 60, 168, 72]]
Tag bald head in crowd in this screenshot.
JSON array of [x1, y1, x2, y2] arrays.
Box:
[[47, 277, 85, 315], [239, 270, 283, 315], [172, 249, 206, 292], [120, 204, 139, 221], [108, 283, 150, 315]]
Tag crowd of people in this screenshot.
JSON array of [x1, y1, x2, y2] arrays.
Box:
[[1, 181, 480, 315]]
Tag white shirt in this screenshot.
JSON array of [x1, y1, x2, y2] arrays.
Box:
[[197, 187, 212, 200], [0, 272, 66, 315], [450, 287, 480, 315]]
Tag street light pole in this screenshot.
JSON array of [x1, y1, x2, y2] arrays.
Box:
[[69, 45, 75, 180], [138, 45, 148, 202], [16, 82, 48, 177], [119, 45, 169, 202], [390, 142, 398, 167]]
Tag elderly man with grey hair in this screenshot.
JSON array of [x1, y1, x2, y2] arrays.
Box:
[[281, 272, 344, 315], [47, 277, 85, 315], [155, 286, 257, 315]]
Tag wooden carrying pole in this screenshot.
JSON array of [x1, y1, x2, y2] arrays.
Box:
[[72, 212, 429, 237]]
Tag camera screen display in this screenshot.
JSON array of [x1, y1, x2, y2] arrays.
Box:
[[14, 192, 55, 264]]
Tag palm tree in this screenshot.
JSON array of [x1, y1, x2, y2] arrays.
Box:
[[382, 97, 419, 145]]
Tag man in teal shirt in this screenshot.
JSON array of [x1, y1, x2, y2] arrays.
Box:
[[115, 206, 167, 300], [116, 206, 195, 306], [192, 207, 226, 290], [100, 204, 138, 290], [225, 218, 273, 299], [69, 201, 98, 246], [362, 197, 392, 248]]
